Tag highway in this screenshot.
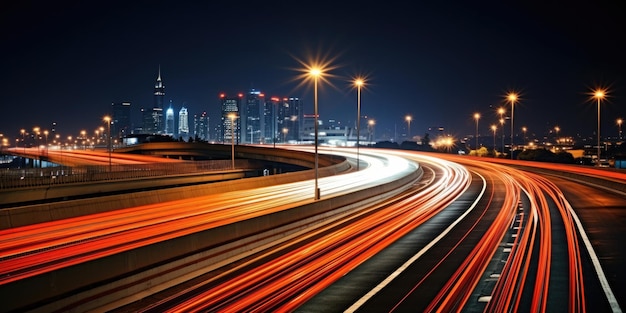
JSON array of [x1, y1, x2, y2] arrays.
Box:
[[1, 146, 625, 312]]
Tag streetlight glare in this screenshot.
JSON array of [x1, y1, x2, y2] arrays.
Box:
[[507, 92, 518, 103], [310, 68, 321, 77], [594, 89, 605, 99], [505, 90, 520, 159]]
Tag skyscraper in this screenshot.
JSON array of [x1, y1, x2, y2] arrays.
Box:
[[282, 97, 301, 142], [111, 102, 131, 139], [245, 89, 263, 144], [178, 106, 189, 140], [165, 103, 175, 136], [263, 97, 281, 144], [219, 93, 241, 144], [194, 111, 210, 142], [154, 66, 165, 133], [142, 107, 163, 134]]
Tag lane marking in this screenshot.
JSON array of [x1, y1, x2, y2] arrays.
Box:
[[345, 170, 486, 312]]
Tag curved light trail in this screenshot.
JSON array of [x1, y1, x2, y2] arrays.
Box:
[[0, 149, 416, 288], [1, 147, 623, 313]]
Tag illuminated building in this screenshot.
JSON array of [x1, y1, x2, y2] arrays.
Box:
[[219, 93, 241, 144], [111, 101, 131, 139], [178, 106, 189, 140]]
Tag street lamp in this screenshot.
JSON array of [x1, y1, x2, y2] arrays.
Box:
[[43, 130, 49, 155], [405, 115, 412, 140], [20, 129, 26, 152], [228, 113, 237, 169], [507, 92, 518, 159], [554, 126, 560, 148], [368, 119, 375, 142], [310, 67, 322, 200], [354, 78, 364, 170], [81, 130, 86, 150], [522, 126, 527, 145], [617, 118, 623, 141], [473, 113, 480, 150], [593, 89, 606, 166], [498, 107, 505, 155], [282, 127, 288, 143], [491, 124, 497, 155], [104, 116, 112, 171], [273, 98, 278, 148]]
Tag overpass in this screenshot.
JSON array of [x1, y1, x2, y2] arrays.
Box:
[[0, 144, 423, 312]]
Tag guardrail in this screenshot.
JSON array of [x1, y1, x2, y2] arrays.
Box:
[[0, 160, 247, 190]]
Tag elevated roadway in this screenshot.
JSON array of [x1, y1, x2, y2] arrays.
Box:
[[0, 146, 421, 312]]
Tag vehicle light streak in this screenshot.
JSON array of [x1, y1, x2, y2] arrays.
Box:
[[0, 149, 416, 287], [153, 152, 472, 312]]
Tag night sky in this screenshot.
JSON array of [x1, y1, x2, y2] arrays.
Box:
[[2, 1, 624, 143]]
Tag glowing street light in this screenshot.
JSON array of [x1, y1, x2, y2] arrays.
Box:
[[296, 57, 334, 200], [20, 129, 26, 152], [368, 119, 375, 142], [507, 92, 518, 159], [354, 78, 364, 170], [617, 118, 623, 141], [228, 113, 237, 169], [554, 126, 560, 147], [593, 89, 606, 166], [43, 130, 49, 154], [474, 112, 480, 150], [282, 127, 288, 143], [498, 107, 505, 155], [310, 67, 322, 200], [104, 116, 112, 171], [405, 115, 412, 140]]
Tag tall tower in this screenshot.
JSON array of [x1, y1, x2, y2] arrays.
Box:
[[165, 101, 175, 136], [283, 97, 301, 142], [111, 101, 131, 139], [219, 93, 241, 144], [154, 66, 166, 133], [245, 89, 263, 144], [193, 112, 210, 142], [178, 106, 189, 140]]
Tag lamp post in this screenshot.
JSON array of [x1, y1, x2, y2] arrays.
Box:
[[368, 119, 375, 142], [104, 116, 112, 171], [617, 118, 623, 141], [554, 126, 560, 149], [355, 78, 364, 170], [507, 92, 518, 159], [522, 126, 527, 145], [20, 129, 26, 152], [498, 107, 505, 155], [310, 68, 321, 200], [81, 130, 86, 150], [228, 113, 237, 169], [473, 113, 480, 151], [491, 124, 497, 154], [405, 115, 412, 140], [43, 130, 49, 155], [273, 99, 277, 148], [282, 127, 288, 143], [594, 89, 605, 166]]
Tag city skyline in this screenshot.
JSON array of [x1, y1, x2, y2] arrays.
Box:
[[1, 1, 624, 142]]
